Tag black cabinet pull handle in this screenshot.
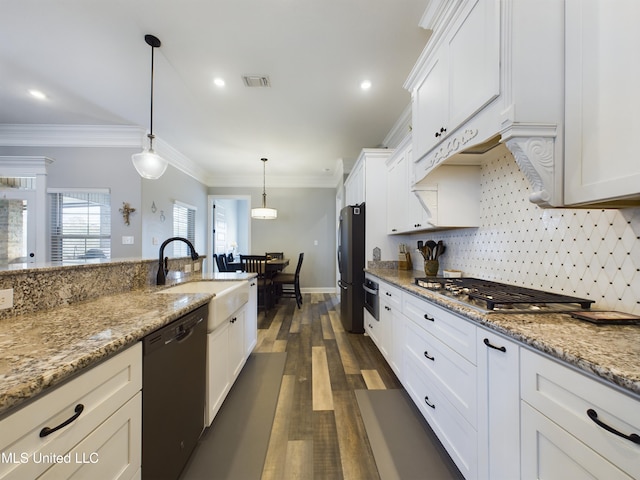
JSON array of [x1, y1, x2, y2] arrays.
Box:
[[587, 409, 640, 444], [424, 314, 435, 322], [40, 404, 84, 437], [385, 292, 392, 296], [230, 317, 237, 323], [424, 396, 435, 409], [385, 306, 391, 311], [483, 338, 506, 352], [424, 351, 434, 361]]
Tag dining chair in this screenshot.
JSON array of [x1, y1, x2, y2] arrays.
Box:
[[215, 253, 230, 272], [240, 254, 273, 314], [272, 252, 304, 309]]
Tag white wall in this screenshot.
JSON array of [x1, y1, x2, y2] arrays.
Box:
[[141, 165, 208, 259], [210, 186, 336, 291]]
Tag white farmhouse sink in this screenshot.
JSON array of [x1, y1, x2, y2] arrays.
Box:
[[157, 281, 249, 331]]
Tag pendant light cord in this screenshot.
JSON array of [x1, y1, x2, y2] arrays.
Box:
[[148, 40, 155, 147], [262, 158, 268, 207]]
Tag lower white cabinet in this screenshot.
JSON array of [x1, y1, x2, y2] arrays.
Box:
[[206, 305, 248, 426], [245, 279, 258, 355], [401, 291, 478, 479], [520, 348, 640, 479], [476, 330, 520, 480], [0, 343, 142, 480]]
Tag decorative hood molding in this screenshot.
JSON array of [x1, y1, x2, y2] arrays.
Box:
[[500, 122, 561, 208]]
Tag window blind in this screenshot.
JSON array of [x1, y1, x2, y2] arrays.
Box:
[[173, 202, 196, 257], [49, 190, 111, 262]]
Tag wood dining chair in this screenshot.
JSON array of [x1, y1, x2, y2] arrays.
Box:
[[214, 253, 231, 272], [240, 254, 273, 314], [273, 252, 304, 309]]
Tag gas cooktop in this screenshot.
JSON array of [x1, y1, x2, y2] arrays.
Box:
[[415, 277, 595, 313]]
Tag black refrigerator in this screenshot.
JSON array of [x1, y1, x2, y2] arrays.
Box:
[[337, 203, 365, 333]]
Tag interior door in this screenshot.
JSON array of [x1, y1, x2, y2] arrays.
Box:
[[0, 189, 36, 265]]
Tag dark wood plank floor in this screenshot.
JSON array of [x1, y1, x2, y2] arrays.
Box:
[[255, 293, 402, 480]]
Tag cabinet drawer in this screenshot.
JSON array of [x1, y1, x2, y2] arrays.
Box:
[[521, 401, 633, 480], [521, 349, 640, 478], [404, 355, 477, 479], [39, 392, 142, 480], [405, 318, 477, 427], [402, 292, 476, 363], [380, 282, 402, 311], [0, 343, 142, 480]]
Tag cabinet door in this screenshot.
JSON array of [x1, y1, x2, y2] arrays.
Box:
[[345, 160, 365, 205], [412, 52, 449, 160], [38, 393, 142, 480], [245, 280, 258, 355], [564, 0, 640, 205], [405, 144, 428, 231], [228, 308, 246, 380], [386, 154, 408, 234], [447, 0, 500, 128], [206, 324, 230, 425], [476, 330, 520, 480], [364, 308, 380, 348], [521, 402, 633, 480]]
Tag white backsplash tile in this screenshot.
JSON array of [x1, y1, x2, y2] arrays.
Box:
[[422, 150, 640, 315]]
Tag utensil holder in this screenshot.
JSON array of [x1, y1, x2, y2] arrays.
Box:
[[424, 259, 439, 277]]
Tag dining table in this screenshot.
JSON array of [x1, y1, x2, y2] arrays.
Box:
[[226, 256, 289, 274]]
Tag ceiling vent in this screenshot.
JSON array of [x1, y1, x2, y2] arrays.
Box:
[[242, 75, 271, 87]]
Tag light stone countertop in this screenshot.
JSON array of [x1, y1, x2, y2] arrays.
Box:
[[0, 273, 255, 417], [366, 268, 640, 398]]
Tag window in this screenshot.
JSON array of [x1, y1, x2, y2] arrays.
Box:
[[173, 201, 196, 257], [49, 189, 111, 262]]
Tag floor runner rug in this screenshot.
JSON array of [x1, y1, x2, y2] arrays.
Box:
[[355, 389, 464, 480], [180, 352, 287, 480]]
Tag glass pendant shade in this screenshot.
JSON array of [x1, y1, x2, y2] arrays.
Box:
[[251, 206, 278, 220], [132, 147, 168, 179]]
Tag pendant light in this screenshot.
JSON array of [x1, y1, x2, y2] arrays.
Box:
[[132, 34, 168, 180], [251, 158, 278, 219]]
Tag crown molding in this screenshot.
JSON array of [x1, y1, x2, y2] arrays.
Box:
[[0, 124, 142, 147], [0, 124, 212, 185], [208, 174, 338, 189]]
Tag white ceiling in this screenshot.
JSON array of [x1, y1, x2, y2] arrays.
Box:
[[0, 0, 430, 187]]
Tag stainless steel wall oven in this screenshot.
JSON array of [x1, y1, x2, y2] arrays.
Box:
[[363, 278, 379, 320]]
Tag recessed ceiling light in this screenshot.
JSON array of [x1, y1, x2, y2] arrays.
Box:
[[213, 77, 225, 87], [29, 89, 47, 100], [360, 80, 372, 90]]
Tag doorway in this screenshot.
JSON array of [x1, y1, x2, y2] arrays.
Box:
[[207, 195, 251, 274]]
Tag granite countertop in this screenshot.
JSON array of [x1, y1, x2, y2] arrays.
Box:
[[366, 268, 640, 398], [0, 273, 255, 418]]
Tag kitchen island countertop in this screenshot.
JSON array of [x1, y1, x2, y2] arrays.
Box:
[[0, 273, 255, 417], [366, 268, 640, 398]]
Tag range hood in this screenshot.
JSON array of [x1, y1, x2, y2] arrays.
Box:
[[413, 122, 562, 209]]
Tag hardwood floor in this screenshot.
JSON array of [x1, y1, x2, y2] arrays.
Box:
[[255, 293, 402, 480]]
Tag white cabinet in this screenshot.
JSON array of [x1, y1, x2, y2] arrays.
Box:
[[0, 343, 142, 480], [206, 305, 248, 426], [564, 0, 640, 206], [386, 135, 429, 234], [386, 149, 408, 234], [344, 148, 395, 263], [401, 292, 478, 479], [520, 348, 640, 479], [378, 281, 402, 371], [245, 279, 258, 355], [409, 0, 500, 163], [344, 159, 365, 206], [476, 330, 520, 480]]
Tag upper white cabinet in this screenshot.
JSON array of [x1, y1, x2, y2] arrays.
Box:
[[344, 159, 365, 206], [564, 0, 640, 206], [386, 135, 429, 234], [408, 0, 500, 163]]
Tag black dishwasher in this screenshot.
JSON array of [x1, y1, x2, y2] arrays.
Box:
[[142, 304, 208, 480]]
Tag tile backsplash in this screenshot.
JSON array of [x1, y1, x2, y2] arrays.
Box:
[[412, 150, 640, 315]]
